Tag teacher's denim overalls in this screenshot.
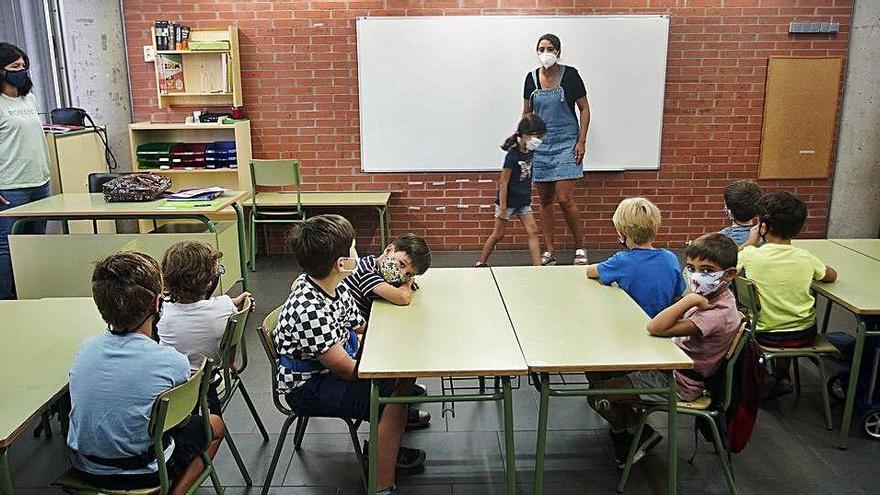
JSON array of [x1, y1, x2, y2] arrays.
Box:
[[528, 65, 583, 182]]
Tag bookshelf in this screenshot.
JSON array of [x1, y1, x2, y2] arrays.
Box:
[[151, 26, 242, 109], [128, 120, 252, 192]]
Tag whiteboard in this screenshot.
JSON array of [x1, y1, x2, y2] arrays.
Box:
[[357, 15, 669, 173]]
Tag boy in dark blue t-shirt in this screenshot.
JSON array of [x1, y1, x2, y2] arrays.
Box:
[[586, 197, 685, 317]]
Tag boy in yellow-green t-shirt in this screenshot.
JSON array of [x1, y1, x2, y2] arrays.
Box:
[[738, 191, 837, 397]]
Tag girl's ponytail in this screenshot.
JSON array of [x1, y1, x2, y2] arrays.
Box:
[[500, 133, 519, 151]]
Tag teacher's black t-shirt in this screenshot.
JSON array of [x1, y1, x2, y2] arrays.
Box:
[[522, 65, 587, 119]]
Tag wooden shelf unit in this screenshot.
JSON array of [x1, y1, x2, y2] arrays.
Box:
[[151, 26, 242, 109], [128, 120, 252, 193]]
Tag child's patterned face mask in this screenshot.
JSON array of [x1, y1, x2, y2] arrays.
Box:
[[379, 255, 411, 285]]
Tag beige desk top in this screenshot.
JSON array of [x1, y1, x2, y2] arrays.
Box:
[[0, 298, 104, 447], [792, 240, 880, 315], [255, 191, 391, 207], [492, 266, 693, 373], [0, 191, 249, 218], [832, 239, 880, 262], [357, 268, 527, 379]]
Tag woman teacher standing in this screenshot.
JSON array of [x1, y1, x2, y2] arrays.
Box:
[[523, 34, 590, 266], [0, 42, 52, 299]]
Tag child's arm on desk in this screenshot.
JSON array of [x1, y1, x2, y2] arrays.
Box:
[[585, 264, 600, 279], [372, 279, 416, 306], [820, 265, 837, 283], [647, 293, 708, 338], [317, 343, 358, 380]]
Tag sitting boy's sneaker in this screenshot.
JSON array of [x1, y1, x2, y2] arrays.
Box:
[[541, 251, 557, 266], [610, 425, 663, 468], [377, 486, 399, 495], [474, 261, 489, 268], [610, 429, 634, 467], [411, 383, 428, 396], [407, 408, 431, 430], [573, 248, 589, 265], [363, 440, 427, 473]]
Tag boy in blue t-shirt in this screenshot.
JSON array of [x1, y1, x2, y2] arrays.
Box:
[[719, 180, 762, 246], [586, 197, 685, 318]]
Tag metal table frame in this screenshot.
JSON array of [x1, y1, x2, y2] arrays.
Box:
[[366, 379, 519, 495]]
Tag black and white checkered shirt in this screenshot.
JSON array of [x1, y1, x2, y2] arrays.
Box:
[[341, 255, 385, 323], [273, 274, 364, 394]]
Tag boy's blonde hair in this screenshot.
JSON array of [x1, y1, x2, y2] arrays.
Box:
[[612, 197, 661, 245]]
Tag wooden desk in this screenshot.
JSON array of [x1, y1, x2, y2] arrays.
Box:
[[358, 268, 527, 495], [793, 240, 880, 449], [255, 191, 392, 246], [0, 192, 250, 292], [832, 239, 880, 263], [491, 266, 692, 495], [0, 298, 104, 495]]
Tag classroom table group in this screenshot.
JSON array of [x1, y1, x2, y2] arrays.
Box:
[[3, 239, 880, 495]]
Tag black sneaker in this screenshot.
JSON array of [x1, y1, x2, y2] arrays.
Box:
[[411, 383, 427, 396], [610, 425, 663, 468], [631, 425, 663, 467], [406, 408, 431, 430], [610, 429, 634, 467], [362, 440, 427, 473]]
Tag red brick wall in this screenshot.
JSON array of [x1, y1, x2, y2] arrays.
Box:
[[122, 0, 851, 253]]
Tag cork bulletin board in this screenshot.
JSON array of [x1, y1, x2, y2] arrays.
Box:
[[758, 57, 843, 179]]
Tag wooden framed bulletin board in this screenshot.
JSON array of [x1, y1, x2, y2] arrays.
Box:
[[758, 56, 843, 179]]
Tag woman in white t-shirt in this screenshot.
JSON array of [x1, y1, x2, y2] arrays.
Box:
[[0, 43, 52, 299]]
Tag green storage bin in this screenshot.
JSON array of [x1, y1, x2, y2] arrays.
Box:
[[136, 142, 180, 169]]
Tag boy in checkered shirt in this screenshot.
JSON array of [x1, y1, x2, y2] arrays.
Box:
[[273, 214, 426, 495]]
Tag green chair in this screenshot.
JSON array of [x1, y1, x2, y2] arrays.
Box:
[[736, 275, 836, 430], [248, 159, 306, 270], [617, 318, 750, 495], [54, 358, 223, 495], [215, 297, 267, 485], [256, 306, 366, 495]]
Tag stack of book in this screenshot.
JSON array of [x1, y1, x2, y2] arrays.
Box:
[[154, 21, 191, 51]]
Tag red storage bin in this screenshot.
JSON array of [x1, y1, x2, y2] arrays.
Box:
[[169, 143, 207, 169]]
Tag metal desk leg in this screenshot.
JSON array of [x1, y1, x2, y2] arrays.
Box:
[[533, 372, 550, 495], [501, 377, 516, 495], [368, 381, 380, 494], [839, 319, 867, 449], [1, 447, 13, 495], [667, 371, 678, 494], [232, 203, 249, 291], [375, 206, 388, 247]]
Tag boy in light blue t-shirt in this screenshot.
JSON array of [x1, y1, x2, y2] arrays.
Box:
[[719, 180, 762, 246], [67, 252, 224, 493], [586, 197, 685, 318]]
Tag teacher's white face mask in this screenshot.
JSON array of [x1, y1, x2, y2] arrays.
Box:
[[538, 52, 557, 69]]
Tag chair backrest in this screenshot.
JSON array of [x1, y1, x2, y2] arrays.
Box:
[[150, 358, 207, 435], [87, 172, 122, 193], [734, 275, 761, 333], [219, 296, 253, 372], [148, 358, 213, 492], [258, 305, 293, 415], [250, 159, 301, 188], [719, 315, 751, 411]]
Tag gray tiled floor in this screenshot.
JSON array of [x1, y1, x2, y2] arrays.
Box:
[[9, 249, 879, 494]]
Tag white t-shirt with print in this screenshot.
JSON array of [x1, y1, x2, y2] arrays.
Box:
[[157, 295, 237, 371], [0, 92, 50, 189]]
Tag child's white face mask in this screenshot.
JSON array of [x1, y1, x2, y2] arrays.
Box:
[[687, 269, 728, 296], [525, 137, 543, 151]]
